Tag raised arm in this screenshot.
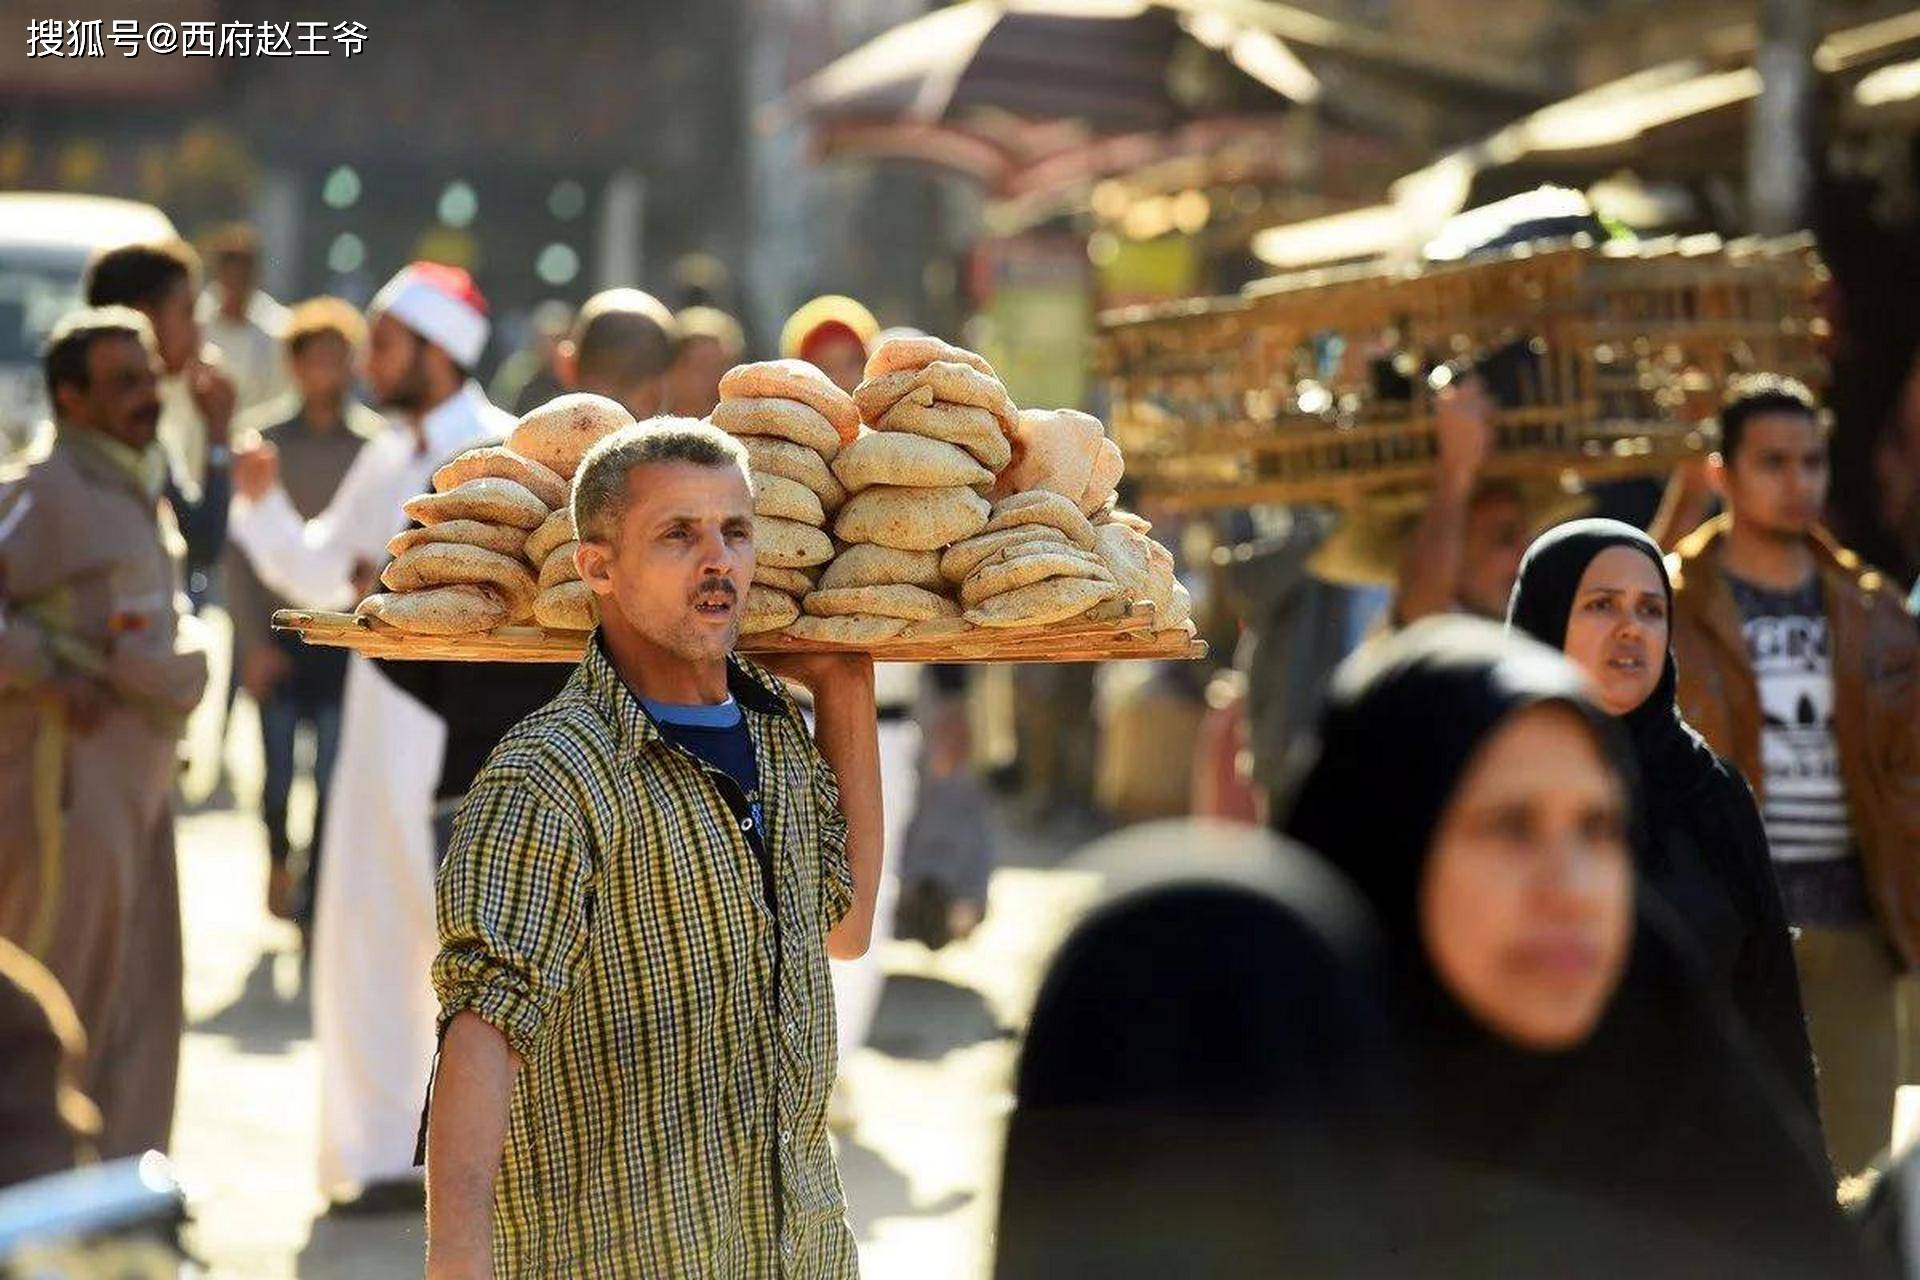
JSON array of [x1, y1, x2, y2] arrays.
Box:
[[1394, 378, 1495, 626]]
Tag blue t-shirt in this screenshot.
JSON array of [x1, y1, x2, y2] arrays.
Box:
[[641, 695, 765, 858]]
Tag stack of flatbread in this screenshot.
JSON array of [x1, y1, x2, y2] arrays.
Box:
[[354, 393, 634, 634], [996, 407, 1125, 515], [1088, 504, 1193, 638], [796, 338, 1013, 644], [940, 490, 1126, 628], [709, 360, 858, 636]]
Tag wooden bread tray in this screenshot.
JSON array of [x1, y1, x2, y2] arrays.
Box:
[[272, 607, 1207, 665]]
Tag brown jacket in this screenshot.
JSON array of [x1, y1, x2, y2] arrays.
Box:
[[1668, 515, 1920, 963]]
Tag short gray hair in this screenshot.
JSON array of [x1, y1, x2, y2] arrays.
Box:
[[572, 417, 753, 545]]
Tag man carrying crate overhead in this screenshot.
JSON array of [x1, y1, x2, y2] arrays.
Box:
[[227, 262, 513, 1210], [422, 420, 882, 1278]]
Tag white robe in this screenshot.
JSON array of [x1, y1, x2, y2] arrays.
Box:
[[229, 382, 511, 1193]]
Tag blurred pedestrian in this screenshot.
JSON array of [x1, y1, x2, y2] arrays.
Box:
[[0, 308, 210, 1156], [668, 305, 745, 417], [1507, 518, 1817, 1124], [197, 223, 291, 418], [781, 294, 878, 394], [228, 262, 510, 1208], [1279, 618, 1865, 1276], [1669, 375, 1920, 1177], [84, 242, 236, 612], [558, 288, 677, 420], [487, 299, 571, 416], [995, 821, 1389, 1279], [424, 423, 882, 1276], [223, 298, 381, 923]]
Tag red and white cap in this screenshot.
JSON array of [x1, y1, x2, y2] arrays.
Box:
[[369, 262, 490, 369]]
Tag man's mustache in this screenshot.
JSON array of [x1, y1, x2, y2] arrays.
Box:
[[692, 579, 738, 605]]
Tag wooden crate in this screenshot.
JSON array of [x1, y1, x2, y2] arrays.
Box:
[[1096, 235, 1828, 511]]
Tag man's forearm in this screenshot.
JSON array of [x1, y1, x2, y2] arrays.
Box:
[[1394, 473, 1473, 625], [812, 668, 884, 959], [426, 1011, 518, 1280]]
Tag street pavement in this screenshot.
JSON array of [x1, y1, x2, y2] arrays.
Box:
[[170, 652, 1105, 1278]]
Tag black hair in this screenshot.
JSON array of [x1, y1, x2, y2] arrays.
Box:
[[41, 306, 153, 401], [84, 240, 200, 311], [1718, 375, 1820, 462]]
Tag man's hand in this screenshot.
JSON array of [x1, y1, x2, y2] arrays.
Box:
[[1434, 375, 1495, 489], [240, 645, 291, 702], [231, 439, 280, 501], [187, 354, 238, 444], [756, 651, 875, 701], [43, 675, 112, 734]]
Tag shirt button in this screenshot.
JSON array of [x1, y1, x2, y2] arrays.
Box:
[[740, 817, 753, 832], [780, 1128, 793, 1146], [783, 1238, 796, 1258]]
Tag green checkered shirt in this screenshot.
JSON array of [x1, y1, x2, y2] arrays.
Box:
[[432, 635, 858, 1277]]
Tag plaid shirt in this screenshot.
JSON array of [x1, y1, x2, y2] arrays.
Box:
[[432, 635, 858, 1278]]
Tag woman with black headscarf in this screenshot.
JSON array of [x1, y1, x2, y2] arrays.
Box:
[[994, 820, 1395, 1279], [1505, 518, 1818, 1123], [1279, 618, 1865, 1277]]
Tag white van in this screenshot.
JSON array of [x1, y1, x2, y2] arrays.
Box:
[[0, 193, 178, 457]]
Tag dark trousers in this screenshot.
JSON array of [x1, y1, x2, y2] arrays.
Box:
[[259, 688, 342, 904]]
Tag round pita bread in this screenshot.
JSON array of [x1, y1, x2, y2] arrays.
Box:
[[963, 577, 1119, 628], [433, 446, 569, 509], [539, 542, 582, 589], [818, 544, 943, 592], [999, 408, 1104, 505], [784, 614, 909, 645], [753, 564, 819, 596], [357, 585, 507, 635], [863, 335, 996, 382], [939, 524, 1072, 583], [875, 398, 1012, 471], [1079, 437, 1125, 515], [1146, 540, 1176, 610], [804, 584, 960, 622], [387, 520, 529, 561], [717, 360, 860, 443], [525, 507, 576, 567], [535, 580, 598, 631], [899, 617, 974, 641], [382, 543, 539, 618], [831, 431, 994, 493], [1102, 509, 1153, 535], [509, 393, 635, 479], [983, 490, 1098, 551], [740, 436, 846, 511], [1093, 524, 1152, 601], [1157, 579, 1193, 629], [742, 585, 800, 635], [404, 477, 549, 530], [833, 485, 989, 552], [854, 362, 1017, 435], [754, 515, 835, 568], [752, 471, 826, 526], [711, 397, 843, 460], [962, 550, 1115, 608]]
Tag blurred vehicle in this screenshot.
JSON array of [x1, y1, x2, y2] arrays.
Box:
[[0, 1154, 190, 1278], [0, 194, 178, 460]]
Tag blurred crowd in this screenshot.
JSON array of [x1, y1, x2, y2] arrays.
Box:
[[2, 217, 1920, 1277]]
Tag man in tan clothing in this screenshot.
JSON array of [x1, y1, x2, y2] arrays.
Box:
[[0, 307, 208, 1156], [1668, 375, 1920, 1175]]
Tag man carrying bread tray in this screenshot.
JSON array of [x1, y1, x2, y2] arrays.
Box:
[[227, 262, 513, 1209], [423, 418, 883, 1279]]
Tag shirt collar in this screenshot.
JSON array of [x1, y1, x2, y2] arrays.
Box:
[[581, 631, 791, 758], [54, 422, 169, 499]]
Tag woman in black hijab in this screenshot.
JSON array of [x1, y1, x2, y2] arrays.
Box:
[[1279, 618, 1864, 1278], [1505, 518, 1817, 1122], [994, 819, 1395, 1279]]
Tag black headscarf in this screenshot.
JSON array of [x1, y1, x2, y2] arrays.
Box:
[[1275, 618, 1863, 1277], [1506, 518, 1821, 1122], [995, 820, 1395, 1278]]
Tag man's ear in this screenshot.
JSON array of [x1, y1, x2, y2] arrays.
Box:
[[576, 539, 615, 596], [556, 341, 578, 391]]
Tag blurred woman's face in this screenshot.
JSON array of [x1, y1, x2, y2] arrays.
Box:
[[1561, 546, 1669, 716], [1421, 704, 1634, 1051]]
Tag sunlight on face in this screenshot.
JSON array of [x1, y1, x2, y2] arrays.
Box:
[[1422, 704, 1634, 1051], [1560, 546, 1669, 716]]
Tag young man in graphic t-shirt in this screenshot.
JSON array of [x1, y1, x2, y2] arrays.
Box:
[[1668, 376, 1920, 1176]]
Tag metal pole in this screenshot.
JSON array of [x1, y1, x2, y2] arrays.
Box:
[[1748, 0, 1820, 235]]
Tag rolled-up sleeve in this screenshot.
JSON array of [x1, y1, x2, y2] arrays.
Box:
[[432, 768, 594, 1062], [811, 756, 853, 931]]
